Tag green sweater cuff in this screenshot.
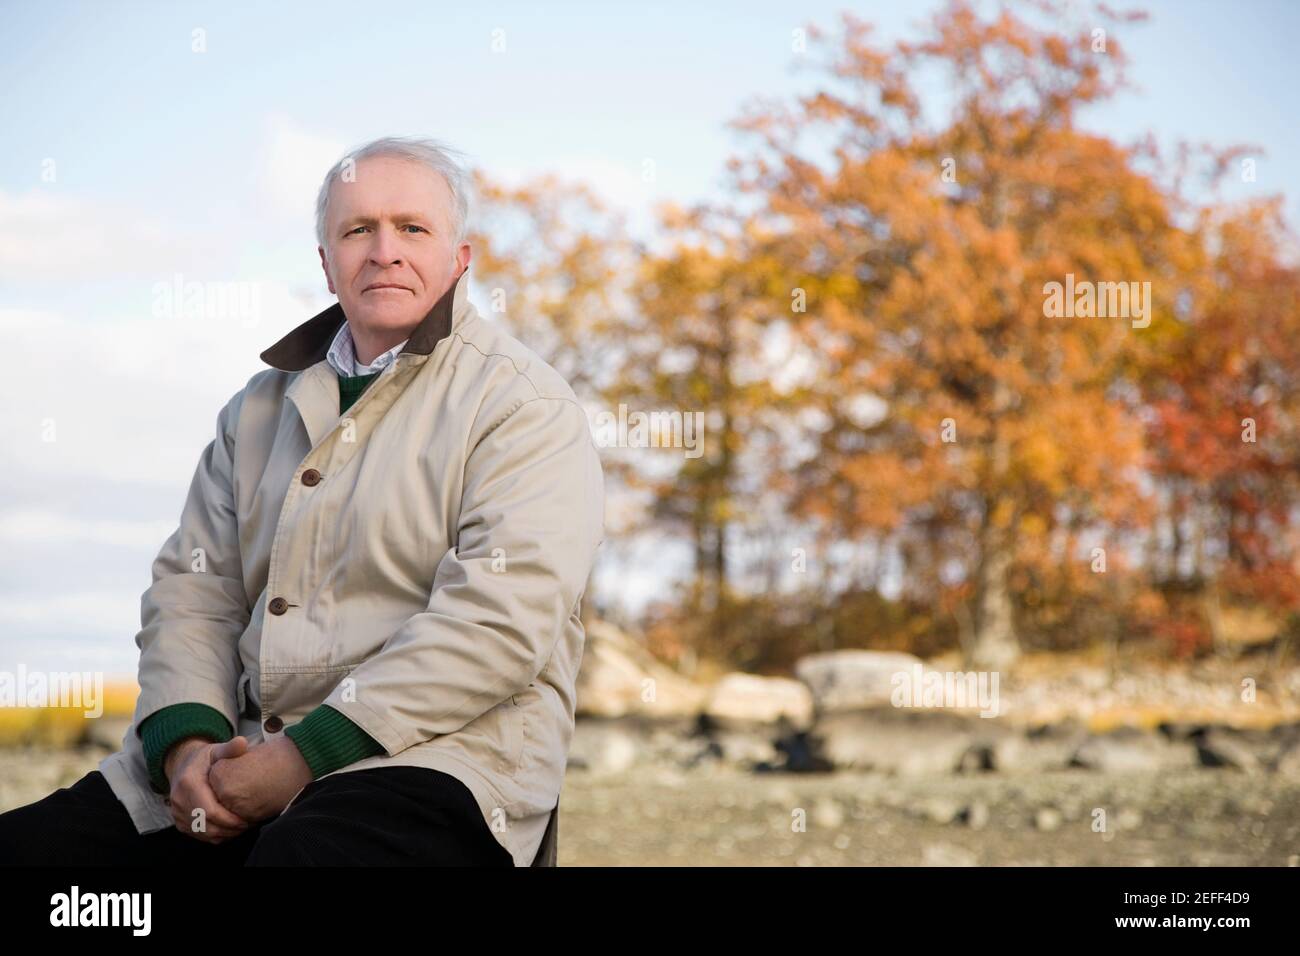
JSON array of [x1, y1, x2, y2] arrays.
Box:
[[285, 704, 386, 779], [140, 703, 233, 794]]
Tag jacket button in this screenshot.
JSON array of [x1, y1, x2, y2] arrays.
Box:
[[268, 596, 288, 615], [263, 715, 284, 734], [301, 468, 322, 486]]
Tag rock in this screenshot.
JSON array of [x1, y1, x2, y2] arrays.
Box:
[[1268, 720, 1300, 747], [1018, 720, 1090, 771], [1194, 728, 1261, 772], [1157, 721, 1208, 742], [794, 650, 926, 713], [1027, 718, 1088, 740], [1116, 807, 1143, 831], [1069, 727, 1199, 773], [705, 672, 814, 729], [769, 730, 836, 773], [576, 619, 708, 718], [567, 718, 641, 774], [1034, 807, 1063, 831], [1274, 741, 1300, 779], [959, 728, 1026, 772], [962, 800, 990, 829], [708, 726, 780, 767], [920, 797, 962, 825], [655, 734, 713, 770], [812, 796, 845, 829], [922, 842, 978, 866], [809, 706, 974, 775]]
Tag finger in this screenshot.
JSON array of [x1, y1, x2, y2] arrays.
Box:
[[207, 736, 249, 762], [201, 781, 252, 830], [180, 777, 250, 831], [170, 799, 242, 836], [172, 811, 239, 842], [198, 785, 252, 830]]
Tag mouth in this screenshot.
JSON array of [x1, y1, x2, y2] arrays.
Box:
[[363, 283, 413, 293]]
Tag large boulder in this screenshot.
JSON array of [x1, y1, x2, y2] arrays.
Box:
[[576, 619, 707, 718], [809, 706, 976, 775], [1192, 727, 1262, 772], [1069, 725, 1199, 772], [795, 650, 926, 713], [567, 717, 644, 775], [704, 672, 815, 730]]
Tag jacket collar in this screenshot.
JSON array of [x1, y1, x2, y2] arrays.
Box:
[[260, 265, 472, 372]]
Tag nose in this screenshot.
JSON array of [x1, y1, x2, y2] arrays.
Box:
[[368, 223, 403, 266]]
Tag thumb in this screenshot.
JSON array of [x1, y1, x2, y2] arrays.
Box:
[[208, 735, 249, 762]]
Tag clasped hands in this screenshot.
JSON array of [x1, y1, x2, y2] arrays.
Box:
[[163, 734, 315, 843]]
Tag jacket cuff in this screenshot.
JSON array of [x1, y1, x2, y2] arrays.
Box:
[[141, 702, 233, 794], [285, 704, 386, 779]]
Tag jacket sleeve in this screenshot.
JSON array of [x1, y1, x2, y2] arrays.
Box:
[[285, 704, 385, 779], [140, 702, 233, 794], [318, 395, 605, 754], [131, 390, 250, 750]]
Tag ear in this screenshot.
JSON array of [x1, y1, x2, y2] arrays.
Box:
[[318, 245, 336, 295]]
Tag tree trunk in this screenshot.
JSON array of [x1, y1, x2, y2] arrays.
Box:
[[969, 511, 1021, 671]]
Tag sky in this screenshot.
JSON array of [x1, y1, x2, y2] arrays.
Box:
[[1, 0, 1297, 678]]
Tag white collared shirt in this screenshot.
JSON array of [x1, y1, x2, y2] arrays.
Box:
[[325, 320, 409, 377]]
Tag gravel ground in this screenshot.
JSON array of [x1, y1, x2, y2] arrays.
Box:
[[556, 763, 1300, 866], [2, 746, 1297, 866]]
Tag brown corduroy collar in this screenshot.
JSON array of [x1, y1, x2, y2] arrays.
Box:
[[260, 265, 470, 372]]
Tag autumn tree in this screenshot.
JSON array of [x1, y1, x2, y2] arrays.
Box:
[[1140, 188, 1300, 654], [726, 0, 1197, 668], [612, 203, 793, 669], [468, 171, 637, 624], [468, 170, 635, 405]]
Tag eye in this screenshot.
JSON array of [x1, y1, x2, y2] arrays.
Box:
[[403, 224, 428, 233], [346, 226, 367, 235]]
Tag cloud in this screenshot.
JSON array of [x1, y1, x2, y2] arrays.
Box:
[[257, 113, 348, 236], [0, 510, 175, 549], [0, 287, 302, 485], [487, 153, 661, 238], [0, 589, 144, 675], [0, 189, 220, 282], [0, 122, 355, 676]]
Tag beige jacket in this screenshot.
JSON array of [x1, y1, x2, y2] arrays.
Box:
[[99, 266, 605, 866]]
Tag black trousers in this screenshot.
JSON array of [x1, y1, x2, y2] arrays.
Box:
[[0, 767, 515, 867]]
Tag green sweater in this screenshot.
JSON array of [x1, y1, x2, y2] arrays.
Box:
[[141, 369, 387, 793]]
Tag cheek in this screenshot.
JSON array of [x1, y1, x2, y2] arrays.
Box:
[[416, 258, 449, 291], [328, 246, 360, 273]]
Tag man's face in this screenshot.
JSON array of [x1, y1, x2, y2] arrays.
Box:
[[318, 156, 470, 353]]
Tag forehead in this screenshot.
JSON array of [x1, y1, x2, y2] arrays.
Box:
[[328, 156, 448, 219]]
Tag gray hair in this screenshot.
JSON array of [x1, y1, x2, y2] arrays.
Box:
[[315, 135, 473, 254]]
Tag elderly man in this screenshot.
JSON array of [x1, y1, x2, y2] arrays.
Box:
[[0, 136, 605, 867]]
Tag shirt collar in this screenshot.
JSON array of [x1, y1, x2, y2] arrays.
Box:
[[325, 322, 408, 377], [261, 265, 470, 372]]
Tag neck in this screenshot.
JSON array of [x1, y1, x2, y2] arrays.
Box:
[[351, 326, 408, 366]]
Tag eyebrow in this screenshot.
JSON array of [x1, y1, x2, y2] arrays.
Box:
[[339, 213, 436, 230]]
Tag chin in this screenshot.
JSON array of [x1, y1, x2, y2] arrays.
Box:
[[360, 305, 423, 327]]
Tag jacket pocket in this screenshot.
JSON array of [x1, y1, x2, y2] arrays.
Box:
[[500, 695, 524, 776], [236, 672, 254, 720]]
